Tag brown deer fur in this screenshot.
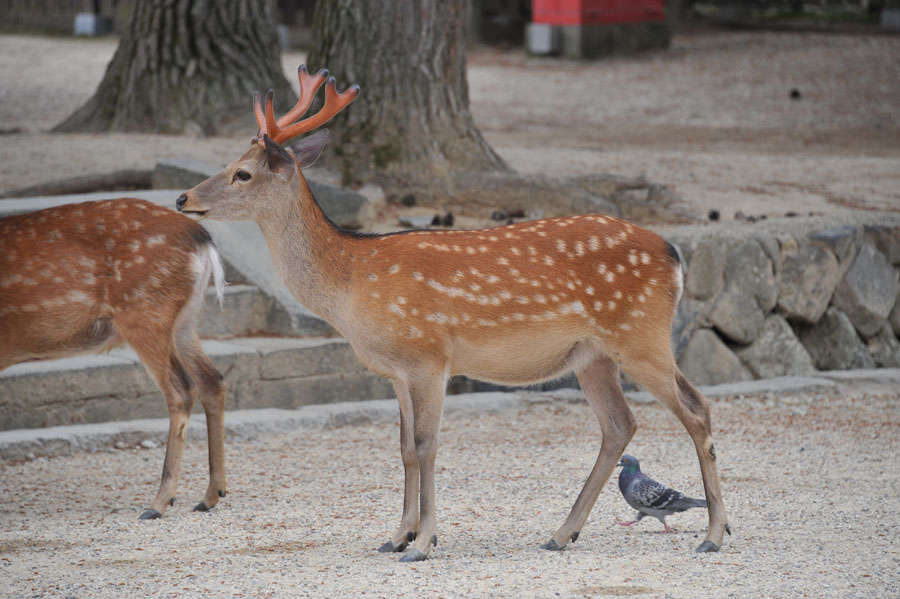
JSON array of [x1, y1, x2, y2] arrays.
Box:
[[0, 199, 227, 519], [176, 66, 729, 560]]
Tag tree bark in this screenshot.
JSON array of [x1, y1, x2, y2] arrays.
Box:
[[55, 0, 293, 135], [307, 0, 508, 191]]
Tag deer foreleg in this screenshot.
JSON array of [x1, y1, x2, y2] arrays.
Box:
[[378, 379, 420, 553], [398, 374, 446, 562]]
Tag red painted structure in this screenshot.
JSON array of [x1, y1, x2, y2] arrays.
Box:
[[532, 0, 665, 26]]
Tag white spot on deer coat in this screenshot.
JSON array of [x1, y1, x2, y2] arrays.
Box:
[[67, 290, 92, 304], [425, 312, 449, 324]]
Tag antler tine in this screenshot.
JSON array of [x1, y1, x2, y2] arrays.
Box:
[[264, 89, 278, 142], [252, 91, 266, 141], [276, 65, 329, 128], [272, 78, 360, 143]]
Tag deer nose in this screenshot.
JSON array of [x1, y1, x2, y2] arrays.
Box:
[[176, 194, 188, 211]]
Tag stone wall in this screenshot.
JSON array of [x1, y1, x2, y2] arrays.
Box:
[[664, 214, 900, 386]]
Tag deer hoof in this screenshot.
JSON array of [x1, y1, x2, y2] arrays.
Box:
[[193, 501, 211, 512], [377, 540, 403, 553], [696, 540, 721, 553], [399, 548, 427, 562], [139, 509, 162, 520], [540, 539, 563, 551]]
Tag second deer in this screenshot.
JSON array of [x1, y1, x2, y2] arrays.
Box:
[[0, 198, 227, 519], [177, 65, 730, 560]]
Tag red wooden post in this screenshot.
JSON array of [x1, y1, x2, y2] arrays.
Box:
[[528, 0, 669, 58]]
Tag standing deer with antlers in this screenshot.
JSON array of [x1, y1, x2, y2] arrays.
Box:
[[177, 65, 730, 560], [0, 199, 227, 520]]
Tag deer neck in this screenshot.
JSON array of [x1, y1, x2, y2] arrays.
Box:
[[254, 175, 352, 324]]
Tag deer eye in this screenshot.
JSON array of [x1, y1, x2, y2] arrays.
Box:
[[234, 170, 252, 182]]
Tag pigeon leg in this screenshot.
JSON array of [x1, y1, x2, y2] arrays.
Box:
[[542, 353, 636, 551], [656, 522, 673, 534], [617, 511, 644, 526]]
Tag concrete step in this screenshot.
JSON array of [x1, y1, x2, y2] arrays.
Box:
[[199, 284, 271, 338], [0, 337, 395, 431]]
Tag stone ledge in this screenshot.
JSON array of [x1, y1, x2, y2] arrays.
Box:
[[8, 371, 896, 461], [0, 337, 388, 431]]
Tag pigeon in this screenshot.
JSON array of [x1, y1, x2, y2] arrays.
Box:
[[615, 455, 707, 533]]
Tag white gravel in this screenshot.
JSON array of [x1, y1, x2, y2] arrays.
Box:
[[2, 382, 898, 598]]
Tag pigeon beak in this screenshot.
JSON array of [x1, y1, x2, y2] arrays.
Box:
[[616, 461, 624, 467]]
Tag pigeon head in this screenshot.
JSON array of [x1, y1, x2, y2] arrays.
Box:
[[616, 455, 641, 473]]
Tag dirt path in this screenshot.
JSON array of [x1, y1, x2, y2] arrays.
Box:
[[2, 383, 898, 598], [1, 30, 898, 220]]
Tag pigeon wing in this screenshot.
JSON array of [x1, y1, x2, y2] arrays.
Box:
[[626, 474, 686, 513]]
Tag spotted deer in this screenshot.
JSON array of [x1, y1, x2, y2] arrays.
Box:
[[0, 199, 227, 519], [176, 65, 729, 560]]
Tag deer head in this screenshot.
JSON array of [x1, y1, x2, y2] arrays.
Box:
[[177, 65, 359, 222]]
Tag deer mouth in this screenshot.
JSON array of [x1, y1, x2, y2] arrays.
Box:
[[175, 193, 208, 218]]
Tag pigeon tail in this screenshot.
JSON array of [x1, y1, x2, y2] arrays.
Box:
[[668, 496, 707, 511]]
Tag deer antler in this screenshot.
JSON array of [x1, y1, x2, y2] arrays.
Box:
[[253, 65, 360, 146]]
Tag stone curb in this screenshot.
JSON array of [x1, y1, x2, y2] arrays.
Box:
[[4, 369, 898, 460]]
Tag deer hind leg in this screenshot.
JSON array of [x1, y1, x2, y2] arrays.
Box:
[[378, 378, 420, 553], [179, 335, 227, 513], [621, 350, 729, 553], [542, 351, 637, 551], [116, 317, 195, 519], [397, 373, 446, 562]]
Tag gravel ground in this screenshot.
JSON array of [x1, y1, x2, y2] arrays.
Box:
[[2, 382, 898, 599], [1, 31, 898, 219]]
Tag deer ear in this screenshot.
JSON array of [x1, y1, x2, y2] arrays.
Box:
[[263, 135, 296, 177], [288, 129, 329, 169]]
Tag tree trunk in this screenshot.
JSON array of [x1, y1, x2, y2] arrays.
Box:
[[55, 0, 293, 135], [307, 0, 508, 192]]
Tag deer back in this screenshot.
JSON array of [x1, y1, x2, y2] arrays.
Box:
[[0, 198, 222, 369]]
